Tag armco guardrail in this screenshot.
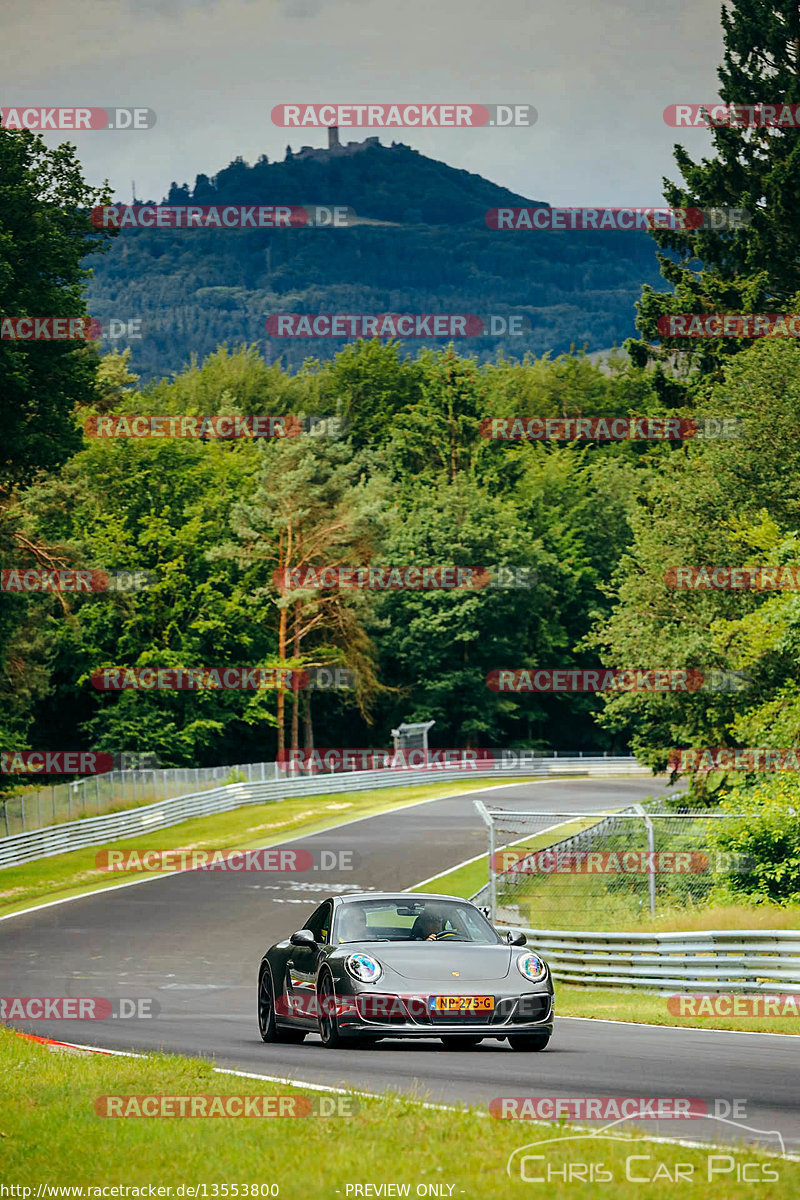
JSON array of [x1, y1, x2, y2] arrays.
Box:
[[509, 928, 800, 994], [0, 756, 648, 869]]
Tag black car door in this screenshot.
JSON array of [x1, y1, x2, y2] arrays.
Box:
[[286, 900, 332, 1026]]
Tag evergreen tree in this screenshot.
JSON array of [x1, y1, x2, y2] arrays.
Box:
[[630, 0, 800, 384]]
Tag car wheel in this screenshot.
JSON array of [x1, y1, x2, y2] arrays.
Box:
[[318, 971, 345, 1049], [440, 1037, 482, 1049], [507, 1033, 550, 1051], [258, 965, 306, 1044]]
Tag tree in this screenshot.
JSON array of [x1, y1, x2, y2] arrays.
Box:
[[593, 339, 800, 788], [225, 435, 385, 756], [629, 0, 800, 383], [0, 125, 112, 490], [0, 125, 112, 763], [328, 339, 424, 452]]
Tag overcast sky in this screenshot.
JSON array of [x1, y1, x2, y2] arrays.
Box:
[[2, 0, 727, 206]]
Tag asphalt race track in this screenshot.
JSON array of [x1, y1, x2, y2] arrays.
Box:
[[1, 776, 798, 1155]]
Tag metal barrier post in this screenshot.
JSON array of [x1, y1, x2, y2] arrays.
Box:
[[633, 804, 656, 916]]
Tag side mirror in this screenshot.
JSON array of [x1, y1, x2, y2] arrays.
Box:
[[290, 929, 317, 948], [506, 929, 527, 946]]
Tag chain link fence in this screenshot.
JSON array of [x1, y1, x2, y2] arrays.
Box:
[[472, 800, 747, 929], [0, 761, 285, 836], [0, 750, 638, 837]]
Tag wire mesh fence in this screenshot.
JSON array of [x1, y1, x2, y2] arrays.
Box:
[[0, 751, 640, 837], [0, 762, 283, 836], [472, 801, 747, 930]]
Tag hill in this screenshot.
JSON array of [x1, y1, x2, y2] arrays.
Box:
[[85, 139, 664, 379]]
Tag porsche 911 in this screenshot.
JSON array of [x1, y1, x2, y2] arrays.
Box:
[[257, 892, 553, 1050]]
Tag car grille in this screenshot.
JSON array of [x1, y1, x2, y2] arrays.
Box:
[[353, 993, 550, 1026], [514, 993, 551, 1022]]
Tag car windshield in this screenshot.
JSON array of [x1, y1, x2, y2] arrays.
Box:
[[334, 898, 502, 944]]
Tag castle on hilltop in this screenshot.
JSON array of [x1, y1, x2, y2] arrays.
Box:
[[291, 126, 385, 162]]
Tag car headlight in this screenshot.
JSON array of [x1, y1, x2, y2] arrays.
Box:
[[345, 952, 383, 983], [517, 951, 547, 983]]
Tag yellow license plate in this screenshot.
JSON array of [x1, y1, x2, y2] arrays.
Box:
[[430, 995, 494, 1012]]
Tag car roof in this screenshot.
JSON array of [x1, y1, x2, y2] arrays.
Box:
[[334, 892, 476, 905]]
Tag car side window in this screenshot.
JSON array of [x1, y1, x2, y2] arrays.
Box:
[[304, 901, 332, 945]]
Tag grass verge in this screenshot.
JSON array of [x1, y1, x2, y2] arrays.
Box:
[[1, 1027, 796, 1197], [411, 814, 605, 899], [421, 840, 800, 1035], [0, 777, 538, 919], [556, 984, 800, 1035], [422, 839, 800, 933]]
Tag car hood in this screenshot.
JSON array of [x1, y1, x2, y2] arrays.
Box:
[[355, 943, 514, 981]]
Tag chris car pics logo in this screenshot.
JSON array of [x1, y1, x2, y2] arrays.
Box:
[[505, 1116, 785, 1184]]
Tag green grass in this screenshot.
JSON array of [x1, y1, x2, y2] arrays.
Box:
[[1, 1027, 796, 1197], [419, 823, 800, 933], [419, 832, 800, 1035], [411, 815, 607, 899], [0, 777, 539, 918], [556, 984, 800, 1035]]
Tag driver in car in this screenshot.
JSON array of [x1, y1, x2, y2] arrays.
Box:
[[411, 909, 446, 940]]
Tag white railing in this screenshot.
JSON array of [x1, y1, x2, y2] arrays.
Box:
[[0, 756, 648, 869], [509, 928, 800, 994]]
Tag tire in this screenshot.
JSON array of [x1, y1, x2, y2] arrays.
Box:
[[258, 965, 306, 1044], [317, 971, 345, 1048], [507, 1033, 550, 1051], [440, 1037, 482, 1049]]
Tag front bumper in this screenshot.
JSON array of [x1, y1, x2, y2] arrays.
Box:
[[336, 990, 553, 1037], [336, 1020, 555, 1039]]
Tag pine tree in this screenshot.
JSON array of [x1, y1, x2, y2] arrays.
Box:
[[629, 0, 800, 383]]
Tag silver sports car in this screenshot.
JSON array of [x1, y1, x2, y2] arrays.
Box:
[[257, 891, 554, 1050]]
